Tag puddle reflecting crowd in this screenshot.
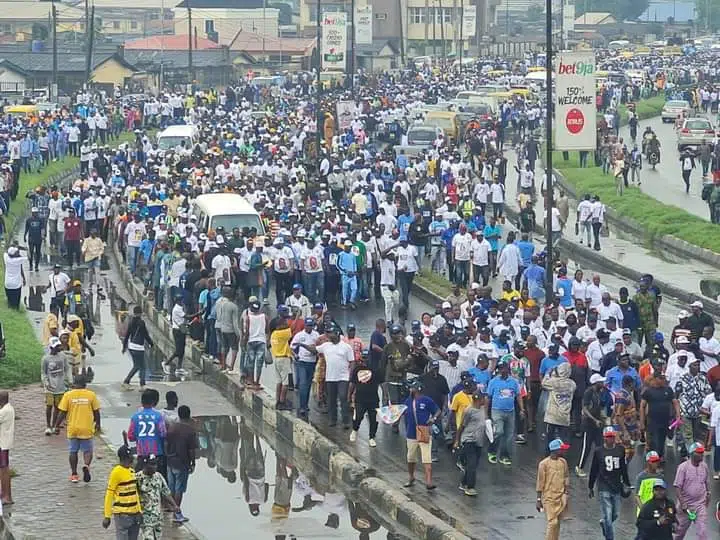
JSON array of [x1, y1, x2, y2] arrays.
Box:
[[0, 64, 718, 539]]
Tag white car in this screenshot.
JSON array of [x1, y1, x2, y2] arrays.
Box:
[[661, 100, 692, 123], [677, 118, 716, 150]]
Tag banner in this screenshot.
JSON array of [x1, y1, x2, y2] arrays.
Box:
[[336, 101, 354, 130], [462, 5, 476, 38], [555, 52, 596, 150], [355, 5, 373, 45], [321, 12, 347, 71]]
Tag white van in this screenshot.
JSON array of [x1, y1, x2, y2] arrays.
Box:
[[157, 124, 199, 151], [190, 193, 265, 235]]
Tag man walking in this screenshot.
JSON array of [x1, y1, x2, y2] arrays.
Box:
[[636, 479, 677, 540], [165, 405, 196, 523], [102, 445, 142, 537], [576, 374, 609, 478], [536, 438, 570, 540], [0, 391, 14, 505], [673, 442, 710, 540], [487, 358, 526, 465], [55, 374, 101, 483], [588, 426, 630, 540]]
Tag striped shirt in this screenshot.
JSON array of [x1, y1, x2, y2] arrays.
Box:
[[104, 465, 141, 517]]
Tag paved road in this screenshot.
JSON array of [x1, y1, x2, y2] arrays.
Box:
[[14, 255, 401, 540], [619, 114, 714, 221]]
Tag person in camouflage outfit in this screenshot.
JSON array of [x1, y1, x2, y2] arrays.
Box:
[[135, 455, 181, 539]]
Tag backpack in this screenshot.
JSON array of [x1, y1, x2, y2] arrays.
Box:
[[702, 183, 713, 202]]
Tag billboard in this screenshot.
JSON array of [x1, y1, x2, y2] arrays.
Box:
[[336, 101, 354, 130], [321, 12, 347, 71], [555, 52, 596, 150], [355, 5, 373, 45], [462, 5, 477, 38]]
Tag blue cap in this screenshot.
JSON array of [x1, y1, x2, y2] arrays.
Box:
[[548, 438, 569, 451], [313, 302, 324, 310], [277, 304, 289, 313], [411, 320, 421, 328], [653, 479, 667, 489], [292, 283, 302, 289], [654, 331, 664, 342], [430, 360, 440, 368], [304, 317, 315, 326]]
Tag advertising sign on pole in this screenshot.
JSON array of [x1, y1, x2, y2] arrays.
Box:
[[336, 100, 354, 130], [321, 12, 347, 71], [462, 5, 477, 38], [355, 5, 373, 45], [555, 52, 596, 150]]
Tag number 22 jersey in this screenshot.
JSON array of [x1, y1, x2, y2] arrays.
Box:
[[128, 407, 167, 456]]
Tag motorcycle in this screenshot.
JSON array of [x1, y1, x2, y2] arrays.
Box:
[[648, 150, 660, 169]]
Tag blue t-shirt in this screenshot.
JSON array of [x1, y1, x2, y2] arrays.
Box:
[[398, 214, 414, 241], [369, 330, 387, 373], [515, 240, 535, 267], [487, 376, 520, 412], [605, 366, 641, 393], [556, 277, 573, 308], [539, 355, 568, 377], [483, 224, 502, 251], [129, 408, 166, 456], [468, 367, 491, 392], [403, 396, 439, 439]]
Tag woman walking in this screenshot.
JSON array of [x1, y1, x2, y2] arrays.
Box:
[[121, 306, 154, 391]]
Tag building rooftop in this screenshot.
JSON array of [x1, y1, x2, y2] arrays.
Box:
[[574, 12, 616, 25], [228, 31, 315, 54], [0, 1, 86, 20], [124, 35, 221, 50]]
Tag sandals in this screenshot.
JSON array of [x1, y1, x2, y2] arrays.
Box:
[[403, 479, 415, 488]]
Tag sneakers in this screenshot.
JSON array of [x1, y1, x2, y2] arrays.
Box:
[[515, 434, 527, 444], [499, 457, 512, 466], [487, 453, 498, 464], [70, 474, 80, 483], [138, 386, 147, 392], [456, 460, 465, 473], [162, 362, 172, 375], [369, 438, 377, 448], [349, 431, 357, 442], [120, 383, 133, 391], [458, 484, 467, 491], [575, 466, 587, 478], [173, 511, 189, 523], [44, 427, 53, 436], [714, 473, 720, 480], [464, 487, 478, 496], [82, 465, 91, 483]]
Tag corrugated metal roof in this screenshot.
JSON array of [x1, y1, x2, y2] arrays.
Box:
[[574, 12, 616, 25], [125, 35, 221, 51]]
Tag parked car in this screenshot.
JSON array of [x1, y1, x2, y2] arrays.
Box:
[[662, 99, 693, 123], [677, 117, 716, 150]]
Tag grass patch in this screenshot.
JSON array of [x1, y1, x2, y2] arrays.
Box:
[[0, 132, 139, 387], [559, 166, 720, 252]]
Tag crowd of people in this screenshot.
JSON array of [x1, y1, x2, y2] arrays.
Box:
[[3, 49, 720, 538]]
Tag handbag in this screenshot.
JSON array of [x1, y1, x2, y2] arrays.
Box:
[[412, 400, 431, 443]]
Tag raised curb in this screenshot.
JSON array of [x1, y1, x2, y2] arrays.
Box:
[[552, 167, 720, 268], [108, 241, 473, 540], [0, 516, 16, 540]]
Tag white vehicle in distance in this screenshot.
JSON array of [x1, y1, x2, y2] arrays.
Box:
[[156, 124, 199, 151], [677, 118, 716, 151], [190, 193, 265, 235], [661, 100, 693, 123]]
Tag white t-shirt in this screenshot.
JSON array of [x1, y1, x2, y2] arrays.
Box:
[[317, 341, 353, 382], [577, 200, 592, 222], [452, 233, 472, 261], [490, 183, 505, 203], [544, 207, 562, 232], [590, 201, 605, 223], [125, 221, 145, 248], [49, 271, 71, 296], [470, 238, 490, 266], [396, 245, 418, 272], [572, 279, 589, 302], [699, 337, 720, 373], [586, 283, 608, 308], [301, 245, 324, 273], [291, 330, 320, 363], [212, 254, 232, 282], [3, 254, 26, 289], [380, 256, 396, 286]]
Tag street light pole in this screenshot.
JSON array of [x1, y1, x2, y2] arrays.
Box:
[[315, 0, 322, 167], [544, 0, 554, 298]]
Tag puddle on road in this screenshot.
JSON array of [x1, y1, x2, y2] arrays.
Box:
[[101, 414, 403, 540]]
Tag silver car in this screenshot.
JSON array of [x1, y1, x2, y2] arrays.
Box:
[[661, 99, 692, 123], [677, 118, 716, 151]]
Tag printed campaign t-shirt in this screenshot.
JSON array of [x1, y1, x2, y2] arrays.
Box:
[[487, 375, 520, 412]]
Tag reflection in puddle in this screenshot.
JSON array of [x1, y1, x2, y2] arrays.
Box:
[[188, 415, 402, 540]]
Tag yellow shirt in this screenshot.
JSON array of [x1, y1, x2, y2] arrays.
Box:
[[58, 388, 100, 439], [270, 327, 292, 358], [451, 391, 473, 430], [42, 313, 58, 345], [69, 328, 83, 363], [500, 289, 521, 302], [104, 465, 141, 518]]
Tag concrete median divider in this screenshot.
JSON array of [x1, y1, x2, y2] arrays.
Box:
[[109, 241, 473, 540]]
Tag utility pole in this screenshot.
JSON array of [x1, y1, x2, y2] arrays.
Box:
[[187, 0, 194, 84], [160, 0, 165, 91], [438, 0, 445, 61], [544, 0, 554, 299], [398, 0, 405, 66], [459, 0, 464, 72], [51, 0, 57, 92], [84, 0, 89, 84], [262, 0, 266, 66], [350, 0, 355, 90], [505, 0, 509, 56], [315, 0, 322, 167], [85, 3, 95, 84], [432, 1, 437, 58]]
